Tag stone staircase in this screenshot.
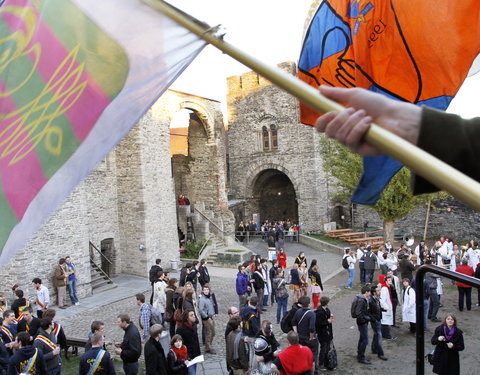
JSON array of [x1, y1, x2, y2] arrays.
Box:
[[90, 260, 116, 293]]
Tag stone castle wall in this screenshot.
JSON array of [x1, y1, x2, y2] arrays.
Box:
[[352, 197, 480, 242], [226, 62, 329, 232]]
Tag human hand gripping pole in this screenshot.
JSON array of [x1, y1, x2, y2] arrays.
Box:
[[145, 0, 480, 211]]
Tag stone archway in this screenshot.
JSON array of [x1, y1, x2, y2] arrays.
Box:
[[249, 169, 298, 223]]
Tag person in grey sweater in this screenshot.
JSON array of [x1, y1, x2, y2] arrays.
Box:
[[198, 285, 217, 354]]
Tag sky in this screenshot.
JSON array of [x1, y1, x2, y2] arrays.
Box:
[[167, 0, 480, 121]]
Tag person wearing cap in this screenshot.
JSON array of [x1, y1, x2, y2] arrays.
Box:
[[362, 246, 377, 284], [343, 248, 356, 289]]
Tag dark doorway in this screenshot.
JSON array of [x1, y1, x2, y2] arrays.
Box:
[[252, 169, 298, 222], [100, 238, 114, 277]]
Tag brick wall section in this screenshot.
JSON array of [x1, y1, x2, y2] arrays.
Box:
[[226, 62, 328, 232]]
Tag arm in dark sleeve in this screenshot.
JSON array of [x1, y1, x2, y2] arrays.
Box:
[[0, 342, 8, 371], [452, 330, 465, 352], [413, 107, 480, 194], [57, 326, 67, 349], [167, 351, 186, 372]]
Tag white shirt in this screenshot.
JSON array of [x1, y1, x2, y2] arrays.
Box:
[[35, 285, 50, 310]]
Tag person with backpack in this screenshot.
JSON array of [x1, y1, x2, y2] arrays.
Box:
[[280, 300, 301, 334], [356, 244, 367, 284], [353, 285, 372, 365], [343, 248, 356, 289], [135, 293, 162, 342], [198, 285, 217, 354], [291, 296, 317, 370]]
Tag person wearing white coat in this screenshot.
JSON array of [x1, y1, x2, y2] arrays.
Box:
[[153, 273, 167, 314], [402, 279, 416, 334], [379, 275, 395, 340]]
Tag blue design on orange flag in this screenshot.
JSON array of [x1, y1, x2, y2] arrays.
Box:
[[298, 3, 351, 73], [348, 1, 374, 35]]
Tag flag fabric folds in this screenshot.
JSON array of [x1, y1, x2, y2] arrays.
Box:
[[298, 0, 480, 204], [0, 0, 206, 266]]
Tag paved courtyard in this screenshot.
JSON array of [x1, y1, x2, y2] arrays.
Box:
[[55, 238, 480, 374]]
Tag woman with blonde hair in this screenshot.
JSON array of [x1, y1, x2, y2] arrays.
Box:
[[289, 264, 302, 303]]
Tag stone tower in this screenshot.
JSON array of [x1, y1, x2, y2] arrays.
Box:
[[226, 62, 330, 232]]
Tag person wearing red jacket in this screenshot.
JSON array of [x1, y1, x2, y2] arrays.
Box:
[[271, 331, 312, 375], [455, 259, 475, 311], [277, 248, 287, 269]]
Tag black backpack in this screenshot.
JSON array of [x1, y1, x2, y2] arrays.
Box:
[[342, 256, 349, 270], [280, 305, 299, 333], [351, 296, 361, 318]]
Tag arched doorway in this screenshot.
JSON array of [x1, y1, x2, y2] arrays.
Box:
[[251, 169, 298, 223]]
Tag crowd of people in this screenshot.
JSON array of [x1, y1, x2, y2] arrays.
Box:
[[340, 236, 476, 374], [236, 220, 299, 244], [0, 235, 476, 374]]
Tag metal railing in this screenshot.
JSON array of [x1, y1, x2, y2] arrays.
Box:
[[197, 233, 215, 260], [415, 264, 480, 374], [89, 241, 112, 265], [235, 230, 299, 244]]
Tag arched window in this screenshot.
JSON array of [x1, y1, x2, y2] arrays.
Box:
[[270, 124, 278, 150], [262, 126, 270, 151]]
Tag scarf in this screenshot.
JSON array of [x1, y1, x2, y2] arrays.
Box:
[[443, 325, 456, 341], [171, 345, 188, 360], [233, 331, 243, 360], [379, 274, 392, 303]]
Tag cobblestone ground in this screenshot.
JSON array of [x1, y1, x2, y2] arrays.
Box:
[[59, 239, 480, 375]]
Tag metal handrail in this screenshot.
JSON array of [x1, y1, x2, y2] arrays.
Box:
[[193, 207, 227, 234], [89, 258, 114, 284], [89, 241, 112, 265], [197, 233, 214, 260], [415, 264, 480, 374]]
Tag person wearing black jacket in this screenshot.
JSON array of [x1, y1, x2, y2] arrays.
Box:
[[176, 310, 200, 375], [33, 319, 61, 375], [115, 314, 142, 375], [144, 324, 168, 375], [315, 296, 334, 371], [10, 289, 28, 319], [269, 260, 279, 305], [0, 339, 8, 375], [186, 261, 199, 292], [252, 268, 266, 312], [369, 285, 388, 361], [198, 259, 210, 288], [431, 314, 464, 375], [8, 332, 47, 375], [355, 285, 372, 365], [16, 307, 40, 340]]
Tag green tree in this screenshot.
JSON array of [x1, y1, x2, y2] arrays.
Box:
[[321, 137, 443, 241]]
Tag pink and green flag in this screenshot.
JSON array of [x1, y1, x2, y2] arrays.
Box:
[[0, 0, 206, 265]]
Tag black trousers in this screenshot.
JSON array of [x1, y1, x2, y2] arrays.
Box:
[[458, 287, 472, 311]]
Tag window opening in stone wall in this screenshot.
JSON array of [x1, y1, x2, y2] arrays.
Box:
[[270, 124, 278, 150], [262, 126, 270, 151]]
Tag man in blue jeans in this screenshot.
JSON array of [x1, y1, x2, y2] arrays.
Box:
[[343, 248, 356, 288], [65, 256, 79, 305], [354, 285, 372, 364]]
